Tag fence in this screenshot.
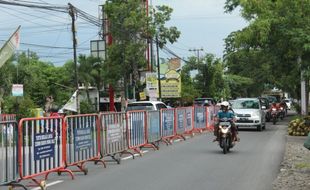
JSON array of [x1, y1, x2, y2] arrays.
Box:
[[146, 111, 161, 149], [18, 117, 73, 189], [0, 114, 17, 122], [64, 114, 105, 175], [127, 111, 148, 155], [161, 109, 175, 145], [0, 105, 217, 189], [99, 112, 129, 163], [193, 106, 207, 133], [172, 108, 188, 141], [0, 120, 27, 189]]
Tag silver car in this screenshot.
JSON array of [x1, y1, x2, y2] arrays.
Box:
[[231, 98, 266, 131]]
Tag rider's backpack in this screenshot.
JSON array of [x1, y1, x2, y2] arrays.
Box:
[[304, 132, 310, 150]]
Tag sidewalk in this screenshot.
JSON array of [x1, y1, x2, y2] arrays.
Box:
[[273, 135, 310, 190]]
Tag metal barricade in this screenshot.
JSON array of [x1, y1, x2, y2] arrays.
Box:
[[172, 108, 188, 141], [0, 120, 26, 189], [99, 112, 129, 164], [127, 111, 148, 155], [0, 114, 16, 122], [146, 111, 161, 149], [64, 114, 105, 174], [193, 106, 207, 133], [18, 117, 73, 189], [206, 106, 215, 131], [161, 109, 175, 145]]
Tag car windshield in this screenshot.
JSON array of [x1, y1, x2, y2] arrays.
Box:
[[232, 99, 260, 109], [127, 103, 154, 111]]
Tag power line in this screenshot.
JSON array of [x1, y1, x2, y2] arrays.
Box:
[[0, 0, 68, 12]]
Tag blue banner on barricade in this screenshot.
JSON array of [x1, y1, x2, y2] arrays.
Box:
[[127, 111, 147, 155], [65, 114, 105, 173], [0, 120, 25, 189], [146, 111, 161, 149], [173, 108, 187, 141], [161, 109, 175, 144], [185, 107, 193, 132], [194, 106, 207, 132], [99, 112, 129, 163]]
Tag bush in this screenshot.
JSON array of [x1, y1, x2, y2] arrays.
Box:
[[288, 116, 310, 136], [2, 96, 37, 119]]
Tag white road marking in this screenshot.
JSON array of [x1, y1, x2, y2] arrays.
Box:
[[31, 180, 63, 190]]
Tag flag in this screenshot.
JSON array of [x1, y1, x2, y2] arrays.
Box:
[[60, 90, 78, 112], [0, 25, 21, 68]]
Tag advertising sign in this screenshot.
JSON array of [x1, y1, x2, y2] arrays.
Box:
[[12, 84, 23, 96], [146, 72, 158, 98], [161, 70, 181, 98]]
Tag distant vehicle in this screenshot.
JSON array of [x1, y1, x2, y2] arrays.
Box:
[[284, 99, 292, 110], [231, 98, 266, 131], [194, 98, 216, 106], [126, 101, 167, 111]]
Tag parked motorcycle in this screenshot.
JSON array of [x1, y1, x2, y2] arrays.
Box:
[[271, 107, 278, 124], [218, 119, 235, 154]]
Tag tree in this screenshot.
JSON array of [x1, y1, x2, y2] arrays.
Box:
[[181, 54, 231, 101], [104, 0, 180, 100], [224, 0, 310, 99]]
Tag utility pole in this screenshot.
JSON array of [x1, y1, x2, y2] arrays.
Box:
[[189, 48, 204, 63], [69, 3, 80, 113], [156, 36, 161, 100]]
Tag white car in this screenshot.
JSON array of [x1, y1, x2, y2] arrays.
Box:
[[126, 101, 167, 111], [231, 98, 266, 131]]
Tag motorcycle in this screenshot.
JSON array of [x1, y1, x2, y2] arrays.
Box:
[[271, 107, 278, 124], [218, 119, 235, 154], [279, 106, 285, 120]]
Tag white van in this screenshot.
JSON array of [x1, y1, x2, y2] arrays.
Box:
[[126, 101, 167, 111]]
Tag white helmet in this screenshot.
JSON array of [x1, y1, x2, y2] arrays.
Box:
[[221, 101, 229, 107]]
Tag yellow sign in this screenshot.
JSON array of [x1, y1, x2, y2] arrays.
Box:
[[139, 92, 146, 100], [161, 70, 181, 98]]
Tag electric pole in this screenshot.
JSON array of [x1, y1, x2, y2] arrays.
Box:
[[69, 3, 80, 113], [189, 48, 204, 63]]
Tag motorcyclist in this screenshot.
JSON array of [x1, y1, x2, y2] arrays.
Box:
[[270, 102, 279, 112], [213, 101, 239, 142]]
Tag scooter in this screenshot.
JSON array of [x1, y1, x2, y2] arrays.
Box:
[[218, 119, 235, 154]]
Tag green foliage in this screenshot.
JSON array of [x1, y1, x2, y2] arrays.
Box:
[[80, 100, 96, 114], [224, 0, 310, 99], [2, 96, 36, 119], [181, 54, 231, 101], [104, 0, 180, 98]]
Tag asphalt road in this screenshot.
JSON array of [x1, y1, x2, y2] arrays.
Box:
[[3, 112, 292, 190]]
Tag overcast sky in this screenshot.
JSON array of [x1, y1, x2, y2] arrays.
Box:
[[0, 0, 248, 66]]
